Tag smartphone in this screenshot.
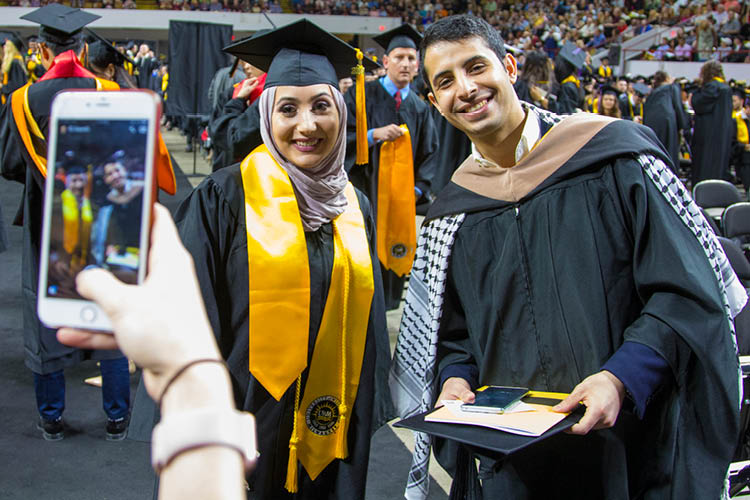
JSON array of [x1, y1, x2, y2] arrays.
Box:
[[461, 385, 529, 414], [37, 90, 159, 331]]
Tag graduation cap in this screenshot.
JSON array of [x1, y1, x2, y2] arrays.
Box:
[[600, 84, 618, 96], [558, 42, 585, 69], [21, 4, 100, 46], [632, 82, 651, 97], [85, 29, 135, 68], [223, 19, 379, 89], [1, 31, 24, 51], [373, 24, 423, 55], [223, 19, 379, 165]]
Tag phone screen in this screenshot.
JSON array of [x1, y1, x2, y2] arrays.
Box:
[[45, 118, 149, 300], [462, 386, 529, 413]]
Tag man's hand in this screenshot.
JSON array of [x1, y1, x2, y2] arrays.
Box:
[[435, 377, 475, 407], [372, 124, 404, 143], [553, 370, 626, 435], [236, 77, 259, 101]]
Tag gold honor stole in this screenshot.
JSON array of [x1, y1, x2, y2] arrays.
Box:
[[377, 124, 417, 277], [561, 74, 580, 88], [734, 111, 748, 144], [61, 189, 93, 272], [240, 145, 374, 491]]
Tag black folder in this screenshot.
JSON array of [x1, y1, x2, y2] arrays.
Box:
[[393, 398, 584, 458]]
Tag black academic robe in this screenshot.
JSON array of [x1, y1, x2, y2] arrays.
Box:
[[555, 81, 581, 114], [0, 76, 123, 374], [690, 79, 734, 185], [343, 80, 439, 309], [174, 166, 395, 499], [1, 59, 27, 103], [427, 105, 471, 200], [428, 119, 739, 499], [643, 82, 688, 171], [208, 97, 262, 171]]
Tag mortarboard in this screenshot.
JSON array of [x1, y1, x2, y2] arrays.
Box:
[[373, 24, 423, 55], [223, 19, 379, 89], [1, 31, 25, 51], [85, 29, 135, 68], [632, 82, 651, 97], [558, 42, 585, 69], [21, 4, 100, 46], [600, 84, 618, 96], [224, 19, 379, 166]]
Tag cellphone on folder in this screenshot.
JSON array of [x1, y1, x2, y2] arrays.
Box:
[[461, 386, 529, 414], [37, 90, 160, 331]]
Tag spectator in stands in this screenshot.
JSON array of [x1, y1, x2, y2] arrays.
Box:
[[675, 36, 693, 60], [695, 18, 717, 61]]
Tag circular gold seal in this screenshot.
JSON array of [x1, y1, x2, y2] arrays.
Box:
[[305, 396, 341, 436], [391, 243, 407, 258]]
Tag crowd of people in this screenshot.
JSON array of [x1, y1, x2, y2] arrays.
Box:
[[2, 2, 750, 500]]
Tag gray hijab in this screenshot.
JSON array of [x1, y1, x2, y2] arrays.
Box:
[[258, 85, 349, 232]]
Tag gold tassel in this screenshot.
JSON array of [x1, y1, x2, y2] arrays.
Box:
[[335, 404, 348, 459], [335, 225, 350, 460], [353, 49, 368, 165], [284, 377, 302, 493]]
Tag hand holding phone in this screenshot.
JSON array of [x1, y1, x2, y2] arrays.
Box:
[[38, 90, 160, 331]]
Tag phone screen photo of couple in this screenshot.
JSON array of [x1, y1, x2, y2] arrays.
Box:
[[46, 119, 148, 300]]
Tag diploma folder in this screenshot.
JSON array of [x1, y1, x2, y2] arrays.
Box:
[[393, 394, 584, 457]]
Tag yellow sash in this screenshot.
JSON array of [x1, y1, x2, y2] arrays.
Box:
[[377, 124, 417, 277], [561, 74, 580, 88], [61, 189, 93, 272], [239, 146, 374, 490], [734, 111, 749, 144]]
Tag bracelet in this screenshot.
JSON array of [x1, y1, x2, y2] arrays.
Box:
[[151, 407, 258, 474], [157, 358, 228, 411]]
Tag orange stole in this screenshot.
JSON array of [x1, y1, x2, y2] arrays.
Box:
[[377, 124, 417, 277]]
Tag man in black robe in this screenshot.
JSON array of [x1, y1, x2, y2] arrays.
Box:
[[690, 60, 734, 186], [0, 4, 131, 441], [343, 24, 439, 310], [390, 15, 744, 500], [643, 70, 688, 171]]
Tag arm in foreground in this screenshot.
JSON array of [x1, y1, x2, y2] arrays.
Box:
[[57, 204, 246, 500]]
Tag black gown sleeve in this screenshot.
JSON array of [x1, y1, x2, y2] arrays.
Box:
[[556, 82, 580, 114], [671, 83, 688, 132], [173, 174, 241, 357], [412, 106, 439, 198], [610, 154, 738, 414], [208, 97, 262, 166]]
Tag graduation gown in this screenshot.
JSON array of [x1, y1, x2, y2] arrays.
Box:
[[690, 79, 734, 185], [427, 105, 471, 200], [208, 97, 262, 171], [428, 117, 739, 499], [555, 80, 581, 114], [174, 165, 395, 499], [0, 74, 123, 374], [1, 58, 27, 104], [643, 82, 688, 171]]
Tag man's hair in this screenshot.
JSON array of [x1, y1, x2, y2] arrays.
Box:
[[420, 15, 507, 91], [41, 32, 85, 57]]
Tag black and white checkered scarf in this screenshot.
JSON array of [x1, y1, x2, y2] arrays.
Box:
[[389, 104, 747, 500]]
